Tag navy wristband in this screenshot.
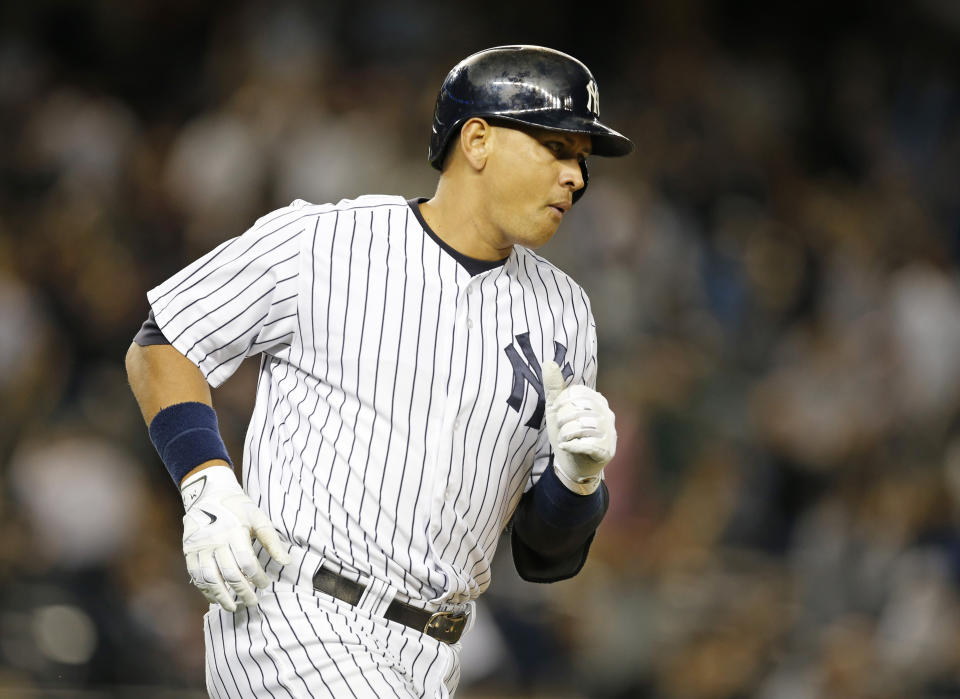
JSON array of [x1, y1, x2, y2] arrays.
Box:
[[148, 402, 232, 485]]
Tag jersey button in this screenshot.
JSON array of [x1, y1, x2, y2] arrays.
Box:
[[466, 319, 473, 329], [453, 418, 461, 430]]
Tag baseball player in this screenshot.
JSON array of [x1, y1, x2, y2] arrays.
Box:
[[126, 45, 633, 697]]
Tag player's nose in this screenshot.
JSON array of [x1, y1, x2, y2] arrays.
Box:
[[559, 158, 585, 192]]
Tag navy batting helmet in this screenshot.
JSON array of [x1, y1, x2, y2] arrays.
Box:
[[428, 45, 634, 177]]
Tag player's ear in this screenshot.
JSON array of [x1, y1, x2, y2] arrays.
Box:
[[458, 118, 490, 171]]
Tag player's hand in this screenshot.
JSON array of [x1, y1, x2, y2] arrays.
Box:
[[542, 361, 616, 495], [180, 465, 292, 612]]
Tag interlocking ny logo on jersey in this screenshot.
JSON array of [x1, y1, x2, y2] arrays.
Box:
[[504, 332, 573, 428]]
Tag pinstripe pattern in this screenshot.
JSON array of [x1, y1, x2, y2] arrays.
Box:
[[149, 194, 595, 695], [205, 590, 458, 698]]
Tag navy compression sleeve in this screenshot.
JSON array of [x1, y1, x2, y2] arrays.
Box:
[[510, 459, 609, 583]]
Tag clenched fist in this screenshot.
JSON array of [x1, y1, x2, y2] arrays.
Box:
[[542, 361, 617, 495]]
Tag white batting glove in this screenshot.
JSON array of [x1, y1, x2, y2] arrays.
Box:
[[180, 465, 291, 612], [542, 361, 617, 495]]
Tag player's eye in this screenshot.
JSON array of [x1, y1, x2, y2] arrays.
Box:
[[544, 141, 572, 159]]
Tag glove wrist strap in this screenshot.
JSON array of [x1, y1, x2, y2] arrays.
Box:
[[180, 464, 238, 509], [552, 463, 602, 495]]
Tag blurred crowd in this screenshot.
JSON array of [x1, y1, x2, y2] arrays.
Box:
[[2, 0, 960, 697]]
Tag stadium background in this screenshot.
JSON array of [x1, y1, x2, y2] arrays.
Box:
[[1, 0, 959, 696]]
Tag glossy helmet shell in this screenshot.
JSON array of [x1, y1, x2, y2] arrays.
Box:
[[428, 45, 634, 170]]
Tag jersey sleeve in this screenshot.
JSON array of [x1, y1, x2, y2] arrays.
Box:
[[146, 204, 308, 387]]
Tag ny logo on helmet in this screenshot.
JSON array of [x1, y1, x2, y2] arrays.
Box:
[[504, 332, 573, 428], [586, 80, 600, 116]]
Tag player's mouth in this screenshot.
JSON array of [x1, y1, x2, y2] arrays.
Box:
[[548, 201, 571, 217]]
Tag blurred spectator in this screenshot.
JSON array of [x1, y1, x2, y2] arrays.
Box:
[[1, 0, 959, 696]]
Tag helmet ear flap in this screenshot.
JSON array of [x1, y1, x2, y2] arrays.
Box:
[[573, 159, 589, 204]]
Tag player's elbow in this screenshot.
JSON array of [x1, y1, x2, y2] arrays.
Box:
[[125, 342, 149, 399], [125, 342, 168, 413], [125, 341, 141, 381]]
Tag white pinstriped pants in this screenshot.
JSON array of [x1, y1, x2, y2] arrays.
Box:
[[202, 553, 463, 698]]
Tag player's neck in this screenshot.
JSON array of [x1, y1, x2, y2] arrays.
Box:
[[420, 183, 512, 262]]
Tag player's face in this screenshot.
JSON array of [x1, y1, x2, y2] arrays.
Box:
[[485, 125, 590, 248]]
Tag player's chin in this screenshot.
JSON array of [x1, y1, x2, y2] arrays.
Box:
[[527, 213, 562, 246], [542, 223, 563, 245], [508, 213, 561, 249], [521, 229, 559, 250]]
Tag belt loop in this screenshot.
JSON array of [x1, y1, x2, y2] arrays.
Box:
[[464, 600, 477, 635], [357, 577, 395, 617], [275, 544, 326, 591]]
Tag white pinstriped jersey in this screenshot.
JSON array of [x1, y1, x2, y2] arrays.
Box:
[[148, 194, 597, 607]]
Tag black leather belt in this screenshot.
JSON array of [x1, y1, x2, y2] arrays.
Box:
[[312, 567, 467, 644]]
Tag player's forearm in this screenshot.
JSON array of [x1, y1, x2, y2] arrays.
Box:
[[126, 343, 288, 613], [126, 343, 213, 422], [125, 342, 228, 482]]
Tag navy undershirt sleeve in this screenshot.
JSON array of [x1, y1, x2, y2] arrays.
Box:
[[134, 309, 171, 346], [510, 459, 609, 583]]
